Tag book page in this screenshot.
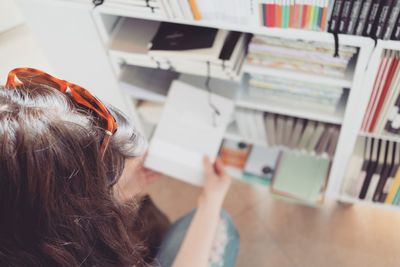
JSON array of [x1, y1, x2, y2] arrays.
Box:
[[145, 80, 234, 185]]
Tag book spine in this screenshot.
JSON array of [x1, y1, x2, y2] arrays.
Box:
[[338, 0, 354, 33], [328, 0, 344, 33], [188, 0, 202, 20], [363, 0, 382, 36], [266, 0, 276, 27], [355, 0, 373, 35], [391, 9, 400, 39], [347, 0, 364, 34], [383, 0, 400, 39], [320, 0, 329, 31], [374, 0, 395, 39]]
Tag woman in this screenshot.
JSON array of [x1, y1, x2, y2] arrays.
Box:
[[0, 68, 239, 267]]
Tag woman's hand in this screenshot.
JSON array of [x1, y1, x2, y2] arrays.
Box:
[[199, 156, 232, 208], [115, 156, 160, 202]]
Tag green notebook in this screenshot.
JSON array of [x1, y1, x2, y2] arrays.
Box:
[[272, 151, 330, 203]]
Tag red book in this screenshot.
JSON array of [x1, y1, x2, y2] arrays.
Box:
[[369, 56, 400, 132], [301, 3, 309, 29], [362, 52, 390, 131], [266, 1, 276, 27]]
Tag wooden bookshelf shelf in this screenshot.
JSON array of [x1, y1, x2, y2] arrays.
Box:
[[236, 96, 345, 125], [359, 132, 400, 143]]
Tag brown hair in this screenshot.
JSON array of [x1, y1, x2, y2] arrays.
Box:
[[0, 85, 148, 266]]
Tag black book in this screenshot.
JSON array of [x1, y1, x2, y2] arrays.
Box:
[[373, 141, 393, 202], [372, 0, 395, 39], [359, 138, 381, 199], [150, 23, 218, 51], [347, 0, 364, 34], [363, 0, 383, 36], [339, 0, 355, 33], [329, 0, 345, 33], [391, 11, 400, 39], [218, 31, 241, 61], [355, 0, 373, 35], [383, 0, 400, 39]]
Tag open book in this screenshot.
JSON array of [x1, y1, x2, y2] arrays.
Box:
[[144, 80, 234, 185]]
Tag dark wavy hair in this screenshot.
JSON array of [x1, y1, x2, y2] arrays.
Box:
[[0, 85, 149, 266]]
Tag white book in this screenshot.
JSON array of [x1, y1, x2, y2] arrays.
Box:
[[265, 113, 276, 146], [297, 121, 316, 150], [245, 109, 261, 141], [145, 81, 234, 185], [235, 109, 251, 140], [282, 117, 294, 147], [275, 115, 286, 146], [252, 111, 267, 144], [289, 118, 305, 149], [306, 123, 326, 152]]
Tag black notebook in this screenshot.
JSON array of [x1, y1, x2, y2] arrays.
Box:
[[150, 23, 218, 51]]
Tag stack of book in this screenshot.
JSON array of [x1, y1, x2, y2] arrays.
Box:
[[234, 109, 340, 153], [246, 36, 358, 79], [260, 0, 332, 31], [329, 0, 400, 40], [110, 18, 251, 80], [246, 73, 345, 113], [361, 50, 400, 135], [343, 137, 400, 205], [101, 0, 166, 16]]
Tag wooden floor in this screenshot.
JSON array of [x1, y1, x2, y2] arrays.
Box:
[[145, 176, 400, 267]]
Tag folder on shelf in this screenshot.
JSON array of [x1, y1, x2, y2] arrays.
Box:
[[271, 150, 330, 203], [145, 80, 234, 185]]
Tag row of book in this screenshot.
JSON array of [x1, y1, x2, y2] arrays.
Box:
[[261, 0, 331, 31], [246, 73, 345, 113], [235, 109, 340, 156], [218, 138, 332, 204], [110, 17, 251, 80], [246, 35, 358, 79], [343, 137, 400, 205], [361, 50, 400, 134], [102, 0, 258, 25], [329, 0, 400, 40]]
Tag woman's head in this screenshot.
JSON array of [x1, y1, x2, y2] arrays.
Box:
[[0, 83, 148, 266]]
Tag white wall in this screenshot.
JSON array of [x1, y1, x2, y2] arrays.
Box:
[[0, 0, 25, 33]]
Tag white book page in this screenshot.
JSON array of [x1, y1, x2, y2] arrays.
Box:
[[145, 81, 234, 185]]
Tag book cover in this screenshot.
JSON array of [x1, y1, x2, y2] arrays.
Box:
[[383, 0, 400, 39], [347, 0, 364, 34], [271, 150, 330, 203], [355, 0, 373, 35], [289, 118, 306, 149]]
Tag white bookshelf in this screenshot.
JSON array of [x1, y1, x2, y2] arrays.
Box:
[[17, 0, 400, 210]]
